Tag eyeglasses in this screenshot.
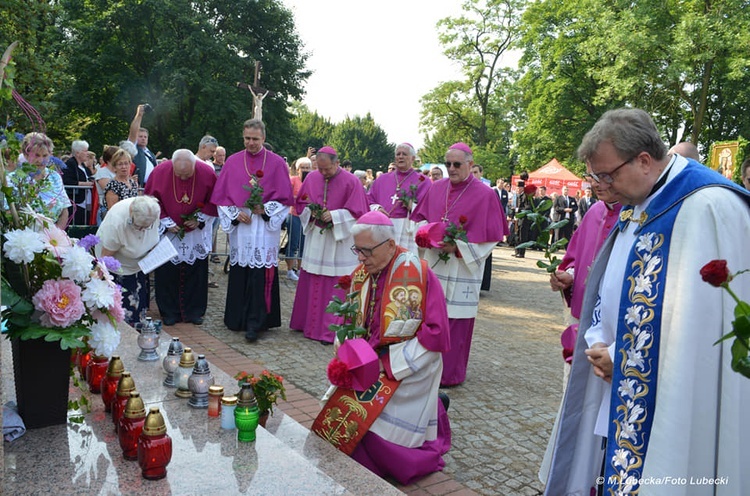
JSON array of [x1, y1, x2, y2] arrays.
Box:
[[584, 156, 636, 184], [445, 161, 464, 168], [128, 217, 154, 231], [350, 239, 389, 257]]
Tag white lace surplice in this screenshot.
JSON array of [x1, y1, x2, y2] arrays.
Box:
[[218, 202, 286, 268]]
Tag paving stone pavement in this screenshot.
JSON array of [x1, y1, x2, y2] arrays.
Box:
[[193, 244, 566, 496]]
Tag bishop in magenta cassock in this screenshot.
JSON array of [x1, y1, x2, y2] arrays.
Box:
[[289, 146, 369, 343], [366, 142, 431, 253], [312, 211, 451, 485], [412, 142, 508, 386], [209, 119, 292, 342], [145, 149, 218, 325]]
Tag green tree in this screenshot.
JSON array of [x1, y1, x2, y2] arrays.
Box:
[[0, 1, 70, 143], [515, 0, 750, 168], [420, 0, 525, 181], [290, 103, 335, 158], [329, 114, 393, 171], [55, 0, 308, 157]]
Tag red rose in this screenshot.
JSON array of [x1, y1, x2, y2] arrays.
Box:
[[337, 275, 352, 289], [418, 175, 426, 181], [459, 215, 468, 225], [415, 230, 431, 248], [196, 202, 205, 209], [700, 259, 731, 287], [524, 184, 537, 196], [301, 194, 309, 201], [255, 170, 264, 178]]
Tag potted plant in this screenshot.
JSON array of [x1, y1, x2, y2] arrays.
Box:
[[234, 370, 286, 425]]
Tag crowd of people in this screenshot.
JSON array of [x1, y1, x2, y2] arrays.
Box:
[[5, 105, 750, 491]]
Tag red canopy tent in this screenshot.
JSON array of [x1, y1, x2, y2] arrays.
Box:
[[512, 158, 586, 196]]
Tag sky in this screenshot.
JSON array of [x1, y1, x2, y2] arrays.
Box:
[[281, 0, 468, 151]]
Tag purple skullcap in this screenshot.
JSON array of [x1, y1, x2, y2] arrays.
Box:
[[356, 211, 394, 226], [449, 142, 473, 155], [317, 146, 337, 157]]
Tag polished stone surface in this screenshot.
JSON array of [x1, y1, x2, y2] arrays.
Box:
[[2, 326, 402, 495]]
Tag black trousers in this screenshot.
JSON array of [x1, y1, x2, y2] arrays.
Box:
[[155, 258, 209, 323], [224, 265, 281, 334]]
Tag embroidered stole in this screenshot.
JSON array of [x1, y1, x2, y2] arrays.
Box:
[[603, 162, 750, 494], [312, 247, 429, 454]]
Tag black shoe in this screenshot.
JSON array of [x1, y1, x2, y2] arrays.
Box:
[[439, 392, 450, 412], [210, 255, 221, 263], [163, 318, 176, 326], [191, 317, 204, 325], [245, 330, 258, 342]]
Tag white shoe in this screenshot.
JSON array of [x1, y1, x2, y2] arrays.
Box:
[[287, 270, 299, 281]]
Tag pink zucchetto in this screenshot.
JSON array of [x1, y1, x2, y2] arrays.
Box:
[[449, 142, 473, 155], [356, 210, 394, 226], [317, 146, 337, 157]]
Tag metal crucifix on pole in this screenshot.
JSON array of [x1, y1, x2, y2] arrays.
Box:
[[236, 61, 275, 122]]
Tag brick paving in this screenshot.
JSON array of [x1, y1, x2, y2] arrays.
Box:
[[152, 243, 565, 495]]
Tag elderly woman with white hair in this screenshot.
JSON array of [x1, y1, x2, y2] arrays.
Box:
[[95, 195, 161, 325], [144, 149, 218, 326]]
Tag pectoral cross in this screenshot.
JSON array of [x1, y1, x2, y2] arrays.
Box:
[[236, 61, 275, 122], [390, 193, 399, 204]]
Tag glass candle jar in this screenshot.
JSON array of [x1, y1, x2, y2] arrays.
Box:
[[162, 337, 184, 388], [208, 386, 224, 417], [112, 372, 136, 433], [101, 355, 124, 412], [220, 396, 238, 430], [86, 354, 109, 394], [137, 407, 172, 480], [137, 318, 160, 361], [174, 348, 195, 399], [118, 391, 146, 460]]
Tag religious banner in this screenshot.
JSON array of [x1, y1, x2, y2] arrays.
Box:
[[708, 138, 748, 185], [709, 141, 739, 180]]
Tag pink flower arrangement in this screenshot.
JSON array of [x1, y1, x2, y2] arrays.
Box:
[[32, 279, 86, 328]]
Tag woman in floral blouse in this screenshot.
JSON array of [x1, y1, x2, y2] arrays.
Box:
[[103, 148, 139, 213], [5, 132, 71, 228]]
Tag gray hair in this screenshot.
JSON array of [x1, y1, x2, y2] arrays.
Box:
[[295, 157, 312, 171], [71, 140, 89, 154], [578, 108, 667, 163], [446, 149, 474, 163], [351, 222, 395, 244], [129, 196, 160, 226], [198, 135, 218, 149], [353, 170, 367, 179], [118, 140, 138, 159], [172, 148, 197, 165], [243, 118, 266, 138], [396, 143, 416, 157]]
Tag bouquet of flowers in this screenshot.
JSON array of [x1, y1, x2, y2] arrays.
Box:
[[700, 260, 750, 378], [234, 370, 286, 415], [243, 170, 264, 210], [304, 196, 333, 234], [325, 275, 366, 343], [178, 202, 205, 239], [2, 212, 124, 355]]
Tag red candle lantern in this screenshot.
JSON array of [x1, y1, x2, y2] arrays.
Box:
[[101, 356, 124, 413], [138, 407, 173, 480], [118, 391, 147, 460], [77, 350, 92, 379], [112, 372, 136, 433], [86, 354, 109, 394]]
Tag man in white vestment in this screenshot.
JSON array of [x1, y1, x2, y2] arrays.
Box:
[[544, 108, 750, 495]]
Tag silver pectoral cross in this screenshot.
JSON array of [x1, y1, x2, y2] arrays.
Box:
[[390, 193, 399, 204]]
